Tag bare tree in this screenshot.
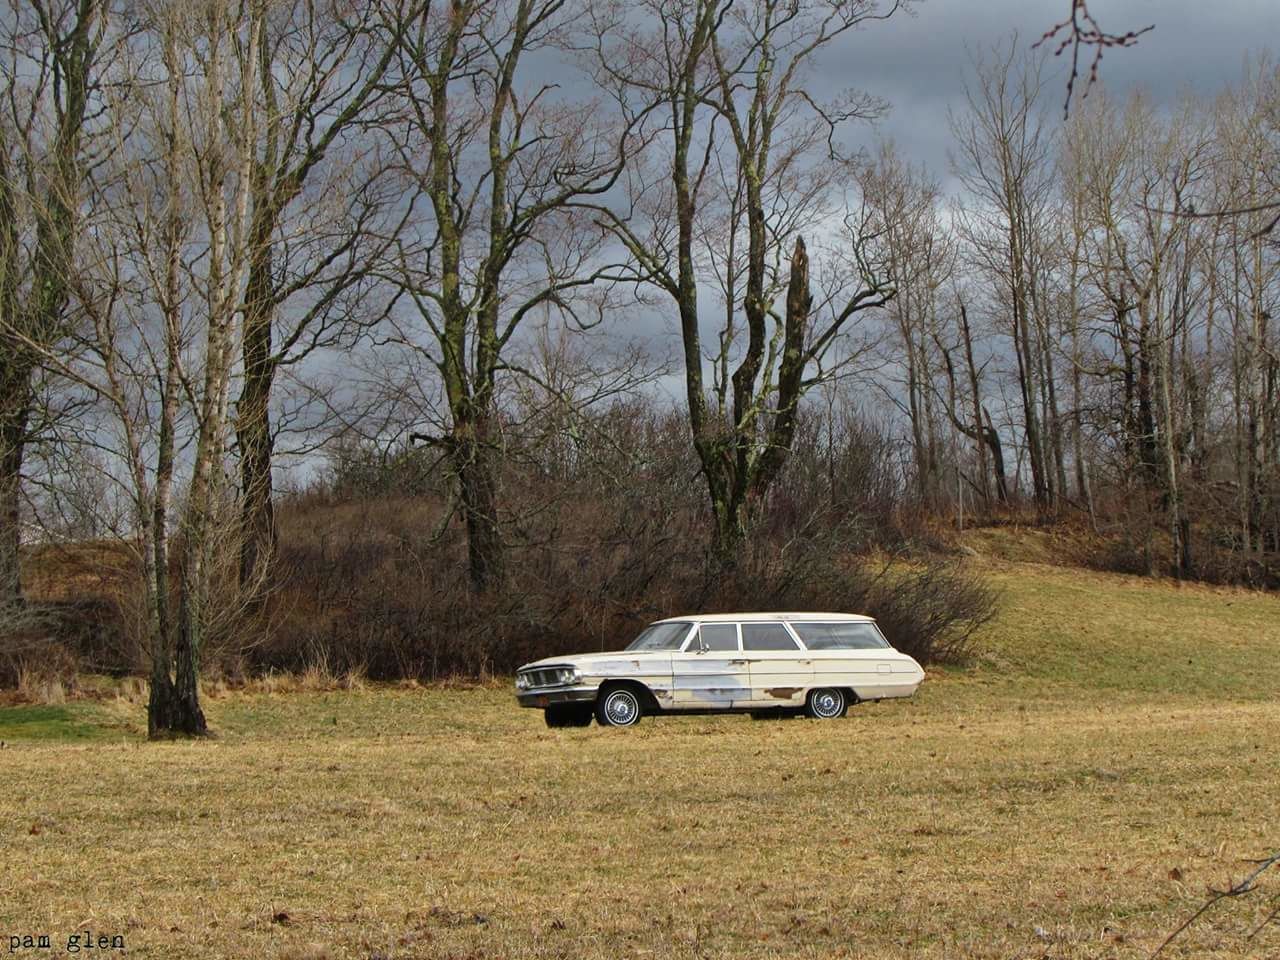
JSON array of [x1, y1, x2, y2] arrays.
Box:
[[588, 0, 900, 558], [0, 0, 113, 608], [951, 42, 1060, 509], [1214, 61, 1280, 560], [53, 0, 271, 735], [162, 0, 267, 733], [935, 300, 1009, 505], [6, 0, 270, 733], [234, 0, 412, 589], [857, 142, 952, 505], [381, 0, 639, 591], [11, 11, 189, 732], [1066, 91, 1212, 574]]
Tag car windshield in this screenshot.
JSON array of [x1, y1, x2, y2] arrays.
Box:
[[625, 621, 691, 651]]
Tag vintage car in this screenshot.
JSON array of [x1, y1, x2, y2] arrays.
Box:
[[514, 612, 924, 727]]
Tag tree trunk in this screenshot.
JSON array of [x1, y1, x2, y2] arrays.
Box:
[[1135, 306, 1159, 482], [146, 672, 181, 738], [1005, 175, 1047, 508], [167, 553, 209, 736], [1013, 306, 1048, 506], [453, 414, 505, 592], [147, 304, 182, 738], [0, 156, 26, 608], [1070, 314, 1088, 503], [906, 345, 929, 501], [157, 382, 220, 740], [0, 375, 28, 607], [1158, 310, 1189, 579], [709, 490, 748, 565], [175, 573, 208, 735], [1041, 315, 1067, 505], [148, 470, 209, 739], [0, 0, 99, 607], [160, 344, 222, 741], [236, 267, 276, 589], [149, 0, 260, 737], [957, 303, 991, 504], [983, 407, 1010, 504]]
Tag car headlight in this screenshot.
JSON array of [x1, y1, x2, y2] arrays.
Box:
[[516, 666, 581, 689]]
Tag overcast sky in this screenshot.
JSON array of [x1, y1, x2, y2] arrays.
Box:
[[289, 1, 1280, 471], [587, 0, 1279, 408], [834, 0, 1278, 193]]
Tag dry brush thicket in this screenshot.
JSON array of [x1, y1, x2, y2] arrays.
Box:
[[0, 0, 1276, 731], [257, 405, 994, 681]]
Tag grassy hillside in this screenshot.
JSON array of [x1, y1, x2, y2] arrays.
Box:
[[947, 557, 1280, 701], [1, 559, 1278, 959]]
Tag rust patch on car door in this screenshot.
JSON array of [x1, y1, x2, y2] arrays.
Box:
[[765, 687, 801, 699]]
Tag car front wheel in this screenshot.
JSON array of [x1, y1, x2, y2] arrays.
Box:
[[596, 685, 643, 727], [805, 687, 847, 720]]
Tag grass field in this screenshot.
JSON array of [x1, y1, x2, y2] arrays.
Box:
[[2, 558, 1279, 959]]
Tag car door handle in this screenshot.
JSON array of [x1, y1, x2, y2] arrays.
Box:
[[729, 659, 749, 665], [798, 659, 811, 665]]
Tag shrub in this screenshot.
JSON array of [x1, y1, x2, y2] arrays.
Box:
[[10, 403, 997, 690], [247, 481, 993, 681], [0, 599, 131, 693]]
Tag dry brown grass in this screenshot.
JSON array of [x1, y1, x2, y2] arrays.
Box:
[[21, 540, 137, 602], [1, 558, 1279, 959]]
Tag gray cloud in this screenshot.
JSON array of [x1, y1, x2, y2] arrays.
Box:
[[819, 0, 1277, 185]]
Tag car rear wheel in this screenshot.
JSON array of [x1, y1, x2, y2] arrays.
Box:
[[805, 687, 847, 720], [596, 685, 643, 727], [544, 704, 593, 728]]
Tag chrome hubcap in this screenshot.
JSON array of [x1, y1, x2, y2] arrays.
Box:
[[812, 689, 843, 718], [605, 691, 639, 725]]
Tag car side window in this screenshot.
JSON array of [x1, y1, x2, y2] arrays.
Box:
[[698, 624, 739, 651], [741, 623, 798, 651], [790, 622, 889, 650]]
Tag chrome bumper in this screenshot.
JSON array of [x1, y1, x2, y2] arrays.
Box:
[[515, 685, 598, 708]]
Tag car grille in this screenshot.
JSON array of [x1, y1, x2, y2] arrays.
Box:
[[522, 667, 565, 688]]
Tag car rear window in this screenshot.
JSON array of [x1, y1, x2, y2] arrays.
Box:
[[626, 622, 692, 651], [791, 622, 888, 650], [741, 623, 799, 651]]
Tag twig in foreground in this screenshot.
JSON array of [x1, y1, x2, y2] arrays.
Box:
[[1150, 851, 1280, 959]]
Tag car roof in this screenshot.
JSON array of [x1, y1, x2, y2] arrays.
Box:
[[653, 612, 875, 624]]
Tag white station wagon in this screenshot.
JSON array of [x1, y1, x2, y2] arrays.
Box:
[[515, 612, 925, 727]]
